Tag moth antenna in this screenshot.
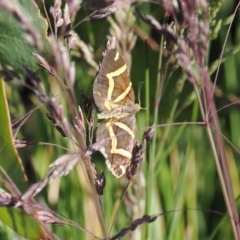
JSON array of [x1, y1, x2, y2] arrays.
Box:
[[137, 80, 150, 110], [137, 81, 144, 107], [137, 83, 149, 110], [140, 105, 149, 111]]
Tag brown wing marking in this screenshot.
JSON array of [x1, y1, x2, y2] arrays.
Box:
[[113, 121, 134, 138], [113, 82, 132, 103], [96, 115, 135, 178], [107, 50, 134, 106], [105, 58, 133, 106], [106, 63, 127, 100], [106, 120, 133, 158], [93, 49, 135, 113]]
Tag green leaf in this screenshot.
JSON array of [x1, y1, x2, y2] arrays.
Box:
[[211, 19, 222, 40], [0, 208, 45, 240], [0, 79, 26, 190], [0, 0, 50, 73], [0, 79, 45, 239]]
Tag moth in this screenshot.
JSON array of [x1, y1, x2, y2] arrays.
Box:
[[93, 48, 140, 178]]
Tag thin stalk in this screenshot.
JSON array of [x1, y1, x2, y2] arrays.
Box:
[[145, 41, 150, 127], [145, 35, 164, 239], [193, 82, 240, 240], [85, 156, 108, 238], [154, 74, 186, 174]]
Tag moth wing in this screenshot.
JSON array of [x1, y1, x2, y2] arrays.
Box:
[[96, 115, 136, 178], [93, 49, 135, 112]]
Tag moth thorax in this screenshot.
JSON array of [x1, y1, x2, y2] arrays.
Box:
[[133, 103, 140, 112], [123, 104, 140, 115], [97, 104, 140, 119]]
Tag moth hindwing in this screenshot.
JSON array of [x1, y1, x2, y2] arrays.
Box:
[[93, 48, 140, 178]]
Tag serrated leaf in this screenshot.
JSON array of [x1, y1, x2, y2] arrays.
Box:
[[0, 0, 50, 73]]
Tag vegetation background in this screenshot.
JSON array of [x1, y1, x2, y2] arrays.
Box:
[[0, 0, 240, 239]]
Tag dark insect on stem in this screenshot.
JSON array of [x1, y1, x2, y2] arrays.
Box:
[[95, 171, 106, 195]]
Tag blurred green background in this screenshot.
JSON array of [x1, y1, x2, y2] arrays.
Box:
[[1, 0, 240, 239]]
